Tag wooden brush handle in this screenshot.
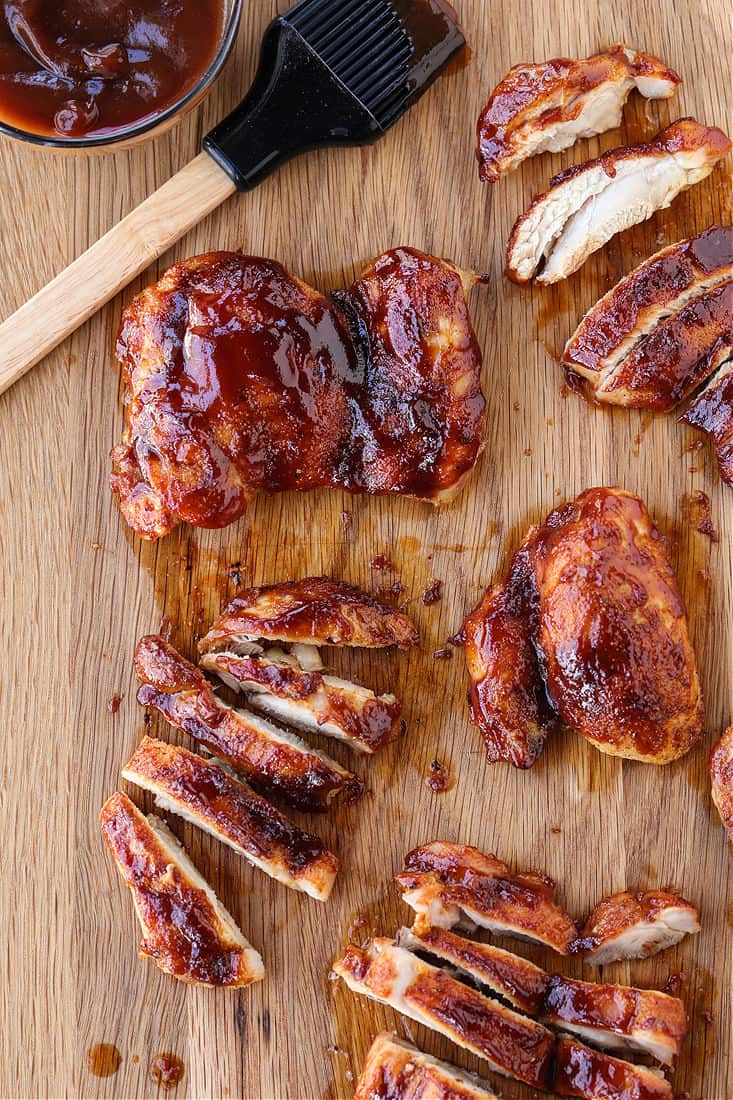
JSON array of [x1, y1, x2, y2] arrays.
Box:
[[0, 152, 236, 397]]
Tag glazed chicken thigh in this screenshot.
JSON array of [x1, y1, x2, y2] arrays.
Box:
[[111, 248, 485, 539], [463, 488, 703, 766]]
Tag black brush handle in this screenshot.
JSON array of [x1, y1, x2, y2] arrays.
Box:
[[204, 19, 384, 190]]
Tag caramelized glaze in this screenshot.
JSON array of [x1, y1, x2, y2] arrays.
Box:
[[553, 1036, 672, 1099], [710, 726, 733, 839], [111, 249, 484, 539], [99, 793, 262, 987], [134, 635, 362, 812], [199, 577, 419, 651], [122, 736, 339, 893]]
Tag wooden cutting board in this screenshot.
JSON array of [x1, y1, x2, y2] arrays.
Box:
[[0, 1, 730, 1097]]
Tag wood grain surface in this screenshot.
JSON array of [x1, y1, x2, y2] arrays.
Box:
[[0, 1, 730, 1098]]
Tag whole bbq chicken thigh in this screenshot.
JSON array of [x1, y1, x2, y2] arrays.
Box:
[[111, 248, 485, 539], [464, 488, 702, 766]]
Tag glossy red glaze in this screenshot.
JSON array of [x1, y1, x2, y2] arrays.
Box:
[[477, 46, 680, 182], [134, 635, 362, 812], [124, 737, 339, 879], [544, 974, 685, 1046], [462, 541, 558, 768], [601, 281, 733, 409], [553, 1037, 672, 1099], [683, 355, 733, 486], [0, 0, 223, 139], [99, 793, 254, 987], [199, 577, 419, 651], [111, 250, 484, 539], [564, 227, 733, 375], [406, 968, 554, 1088], [209, 652, 402, 753]]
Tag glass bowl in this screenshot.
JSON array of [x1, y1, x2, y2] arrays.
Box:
[[0, 0, 243, 152]]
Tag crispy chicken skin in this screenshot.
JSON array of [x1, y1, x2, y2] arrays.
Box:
[[134, 635, 362, 812], [596, 280, 733, 410], [201, 650, 402, 755], [198, 578, 419, 651], [396, 842, 577, 953], [478, 45, 680, 182], [110, 248, 485, 540], [333, 938, 556, 1089], [354, 1033, 502, 1100], [464, 488, 703, 766], [572, 890, 701, 964], [461, 540, 558, 768], [99, 792, 264, 987], [121, 737, 339, 901], [396, 925, 549, 1016], [553, 1037, 672, 1100], [506, 119, 731, 284], [683, 351, 733, 486], [530, 489, 702, 762], [709, 727, 733, 839], [542, 975, 686, 1065], [563, 226, 733, 381]]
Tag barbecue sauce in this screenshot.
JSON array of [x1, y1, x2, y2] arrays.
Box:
[[0, 0, 224, 140]]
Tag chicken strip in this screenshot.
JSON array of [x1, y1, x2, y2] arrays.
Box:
[[478, 45, 679, 182], [99, 792, 264, 987], [121, 737, 339, 901], [682, 350, 733, 487], [355, 1033, 502, 1100], [333, 938, 555, 1089], [134, 635, 362, 812], [461, 539, 558, 768], [596, 280, 733, 409], [553, 1037, 672, 1099], [563, 226, 733, 381], [396, 842, 577, 953], [572, 890, 701, 964], [198, 577, 419, 652], [506, 119, 731, 284], [709, 727, 733, 839], [201, 650, 402, 755], [396, 925, 549, 1016], [542, 974, 686, 1065], [110, 249, 485, 540]]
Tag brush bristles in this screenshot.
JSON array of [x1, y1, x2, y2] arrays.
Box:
[[287, 0, 412, 124]]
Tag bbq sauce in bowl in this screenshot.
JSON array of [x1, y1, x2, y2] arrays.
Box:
[[0, 0, 234, 145]]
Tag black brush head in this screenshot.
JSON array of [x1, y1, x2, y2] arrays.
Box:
[[287, 0, 413, 127], [204, 0, 465, 190]]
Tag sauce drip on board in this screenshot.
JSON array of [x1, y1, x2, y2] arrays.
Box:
[[0, 0, 224, 139], [150, 1052, 185, 1090], [87, 1043, 122, 1078]]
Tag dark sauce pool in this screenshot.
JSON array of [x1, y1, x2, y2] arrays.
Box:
[[0, 0, 224, 140]]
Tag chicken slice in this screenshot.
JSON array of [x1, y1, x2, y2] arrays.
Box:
[[572, 890, 701, 964], [709, 726, 733, 839], [355, 1032, 502, 1100], [99, 792, 264, 987], [461, 538, 558, 768], [542, 974, 686, 1065], [563, 226, 733, 381], [333, 938, 555, 1089], [198, 577, 419, 652], [396, 926, 549, 1016], [134, 635, 362, 813], [596, 280, 733, 409], [478, 45, 680, 182], [121, 737, 339, 901], [506, 119, 731, 284], [200, 650, 402, 755], [395, 842, 577, 953], [682, 349, 733, 487], [553, 1037, 672, 1099], [531, 488, 703, 763]]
